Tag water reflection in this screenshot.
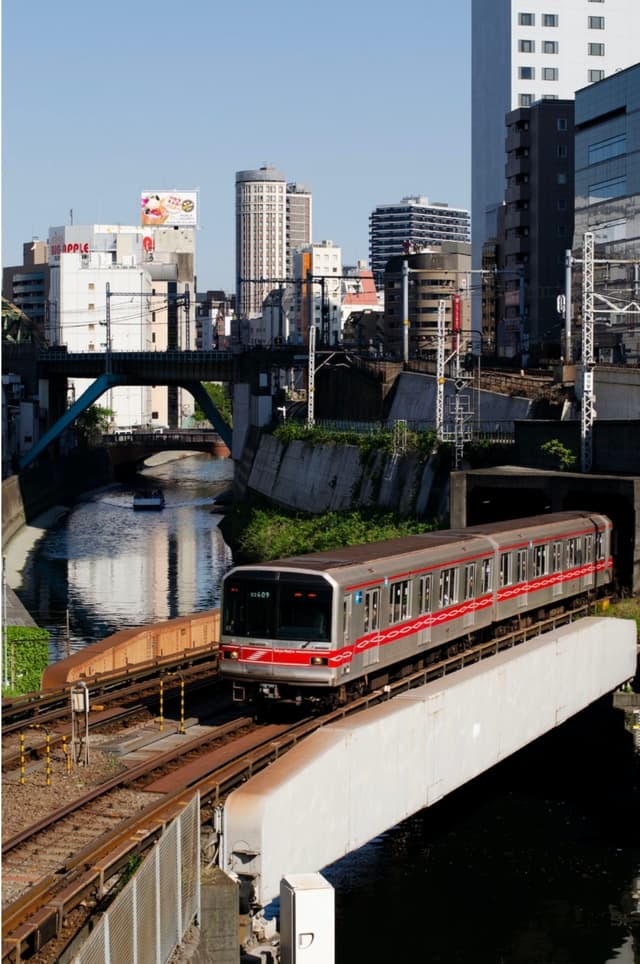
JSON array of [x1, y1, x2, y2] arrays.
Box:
[[17, 454, 234, 659]]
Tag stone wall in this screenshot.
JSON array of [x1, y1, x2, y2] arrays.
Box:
[[246, 433, 450, 519]]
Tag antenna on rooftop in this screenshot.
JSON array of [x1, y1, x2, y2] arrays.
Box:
[[70, 209, 73, 225]]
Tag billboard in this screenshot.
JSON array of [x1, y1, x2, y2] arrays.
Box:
[[140, 191, 198, 227]]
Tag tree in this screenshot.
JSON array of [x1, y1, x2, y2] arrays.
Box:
[[540, 439, 577, 471], [75, 405, 114, 444], [193, 382, 232, 427]]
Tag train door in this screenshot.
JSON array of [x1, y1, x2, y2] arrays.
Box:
[[362, 588, 381, 665], [343, 594, 352, 658], [462, 563, 476, 629], [583, 535, 594, 588], [417, 574, 432, 647], [516, 548, 528, 607], [551, 540, 563, 597]]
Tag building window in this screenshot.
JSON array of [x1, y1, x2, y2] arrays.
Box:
[[543, 67, 559, 80], [557, 117, 568, 131], [88, 303, 95, 310], [519, 12, 535, 25], [589, 69, 605, 82], [588, 16, 605, 27], [588, 176, 626, 204], [542, 40, 558, 53], [519, 93, 534, 107], [557, 198, 568, 211], [88, 282, 95, 290], [558, 224, 569, 237], [519, 39, 535, 52], [557, 143, 568, 158], [588, 133, 626, 164], [519, 66, 535, 79], [557, 172, 568, 184], [542, 13, 558, 26], [588, 43, 605, 55]]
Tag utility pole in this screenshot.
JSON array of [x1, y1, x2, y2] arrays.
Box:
[[402, 259, 409, 365], [565, 249, 573, 363], [436, 300, 446, 440]]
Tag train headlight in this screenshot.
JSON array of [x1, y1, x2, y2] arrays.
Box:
[[310, 656, 328, 666], [226, 649, 240, 660]]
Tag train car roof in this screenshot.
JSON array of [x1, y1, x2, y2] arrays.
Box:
[[229, 511, 607, 575]]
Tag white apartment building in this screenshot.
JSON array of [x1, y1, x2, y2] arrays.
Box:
[[471, 0, 640, 294], [48, 224, 194, 428], [235, 166, 312, 321]]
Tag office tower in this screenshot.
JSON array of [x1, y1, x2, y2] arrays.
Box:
[[499, 98, 575, 360], [286, 183, 312, 280], [369, 197, 470, 287], [471, 0, 640, 296], [2, 241, 50, 341], [574, 63, 640, 363]]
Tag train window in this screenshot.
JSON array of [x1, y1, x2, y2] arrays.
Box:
[[552, 541, 562, 572], [576, 538, 583, 565], [481, 558, 492, 593], [585, 534, 593, 562], [389, 580, 410, 623], [516, 549, 528, 583], [439, 567, 456, 608], [463, 563, 475, 600], [418, 574, 432, 613], [596, 531, 604, 560], [500, 552, 511, 587], [534, 544, 548, 577], [364, 588, 380, 633], [567, 538, 577, 568]]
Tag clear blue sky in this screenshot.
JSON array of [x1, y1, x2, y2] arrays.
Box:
[[2, 0, 471, 292]]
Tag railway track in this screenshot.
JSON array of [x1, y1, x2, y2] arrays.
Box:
[[1, 600, 598, 962]]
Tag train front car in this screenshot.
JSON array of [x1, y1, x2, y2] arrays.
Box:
[[220, 566, 338, 704]]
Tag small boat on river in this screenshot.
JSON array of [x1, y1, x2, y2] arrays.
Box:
[[132, 489, 165, 511]]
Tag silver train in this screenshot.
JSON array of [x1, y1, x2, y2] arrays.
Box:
[[219, 511, 613, 705]]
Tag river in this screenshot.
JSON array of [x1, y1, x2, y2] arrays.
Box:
[[11, 454, 640, 962]]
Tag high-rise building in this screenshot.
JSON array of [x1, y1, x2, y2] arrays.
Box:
[[369, 197, 470, 287], [286, 183, 312, 280], [497, 98, 575, 360], [574, 62, 640, 363], [235, 167, 312, 320], [2, 240, 50, 340], [471, 0, 640, 295]]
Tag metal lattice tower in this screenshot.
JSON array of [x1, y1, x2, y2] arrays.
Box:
[[581, 232, 595, 473], [307, 323, 316, 427], [436, 300, 446, 439]]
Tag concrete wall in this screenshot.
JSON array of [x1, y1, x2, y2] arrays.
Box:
[[246, 433, 449, 518], [387, 371, 533, 425]]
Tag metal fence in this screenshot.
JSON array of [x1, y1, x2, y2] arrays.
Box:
[[71, 794, 200, 964], [313, 418, 516, 443]]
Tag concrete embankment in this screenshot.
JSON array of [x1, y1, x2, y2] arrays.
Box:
[[242, 432, 450, 519]]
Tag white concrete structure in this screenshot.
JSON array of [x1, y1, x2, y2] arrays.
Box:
[[290, 241, 343, 345], [471, 0, 640, 293], [222, 617, 636, 908], [280, 875, 335, 964], [47, 224, 194, 428]]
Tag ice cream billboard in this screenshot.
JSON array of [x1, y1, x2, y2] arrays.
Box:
[[140, 191, 198, 227]]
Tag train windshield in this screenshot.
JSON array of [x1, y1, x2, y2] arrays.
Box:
[[223, 571, 332, 642]]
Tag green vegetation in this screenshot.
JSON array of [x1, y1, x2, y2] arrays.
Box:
[[540, 438, 577, 471], [604, 597, 640, 637], [272, 421, 439, 460], [226, 504, 439, 563], [1, 627, 49, 696], [75, 405, 114, 444], [193, 382, 232, 427]]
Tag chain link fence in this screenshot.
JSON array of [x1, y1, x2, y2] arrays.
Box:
[[71, 793, 200, 964]]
